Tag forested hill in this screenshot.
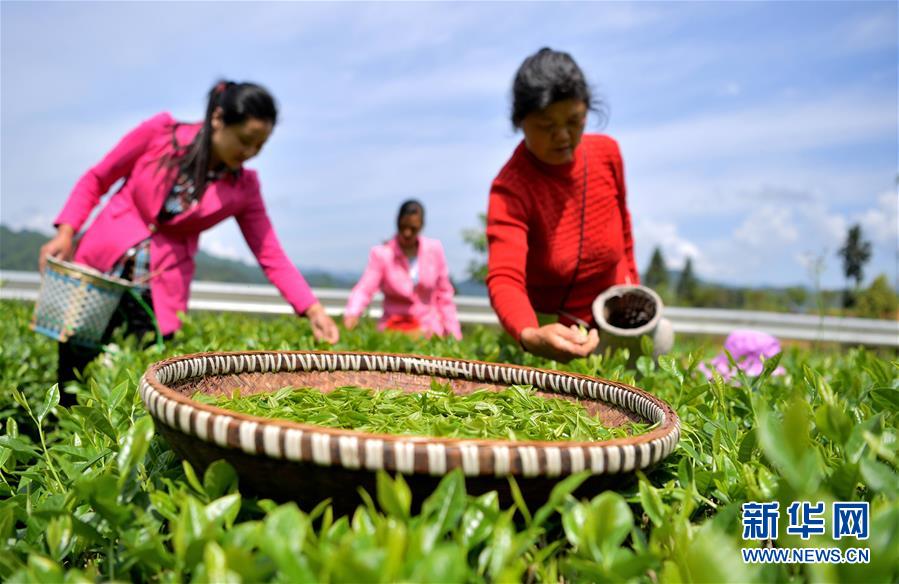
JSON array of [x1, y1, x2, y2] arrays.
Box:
[[0, 225, 357, 288]]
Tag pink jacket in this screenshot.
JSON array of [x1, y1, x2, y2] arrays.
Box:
[[55, 112, 317, 335], [345, 236, 462, 339]]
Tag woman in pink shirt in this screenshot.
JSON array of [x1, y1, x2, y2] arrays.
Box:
[[343, 200, 462, 340], [40, 80, 339, 397]]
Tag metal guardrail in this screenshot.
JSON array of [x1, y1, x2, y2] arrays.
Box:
[[2, 270, 897, 346]]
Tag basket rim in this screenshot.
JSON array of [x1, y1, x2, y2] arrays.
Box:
[[141, 350, 681, 477], [45, 256, 133, 289]]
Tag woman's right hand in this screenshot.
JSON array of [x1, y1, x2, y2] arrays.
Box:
[[343, 315, 359, 330], [39, 225, 75, 272], [519, 323, 599, 363]]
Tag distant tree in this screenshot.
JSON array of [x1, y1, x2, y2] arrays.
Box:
[[855, 274, 898, 319], [837, 224, 872, 307], [691, 285, 743, 309], [785, 286, 809, 312], [676, 257, 699, 304], [744, 289, 787, 312], [643, 247, 669, 291], [462, 213, 488, 284], [0, 225, 51, 271]]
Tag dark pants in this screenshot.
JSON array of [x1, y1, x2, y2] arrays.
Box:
[[57, 289, 168, 406]]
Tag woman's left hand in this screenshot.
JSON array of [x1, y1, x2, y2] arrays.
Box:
[[305, 303, 340, 344]]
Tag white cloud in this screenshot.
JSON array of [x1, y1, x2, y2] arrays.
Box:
[[617, 92, 895, 173], [857, 190, 899, 246], [633, 218, 703, 272], [802, 205, 848, 249], [1, 110, 164, 230], [734, 206, 799, 248], [198, 223, 255, 264], [18, 214, 55, 235], [664, 194, 893, 288]]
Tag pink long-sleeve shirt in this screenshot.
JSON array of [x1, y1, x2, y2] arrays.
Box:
[[344, 236, 462, 340], [54, 112, 317, 335]]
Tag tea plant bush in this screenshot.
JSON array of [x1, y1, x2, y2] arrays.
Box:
[[1, 299, 896, 583]]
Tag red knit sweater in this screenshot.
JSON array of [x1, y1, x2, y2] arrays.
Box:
[[486, 134, 639, 340]]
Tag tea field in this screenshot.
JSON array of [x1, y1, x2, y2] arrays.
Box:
[[1, 299, 896, 583]]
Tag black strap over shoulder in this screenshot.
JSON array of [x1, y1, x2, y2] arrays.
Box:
[[557, 152, 589, 316]]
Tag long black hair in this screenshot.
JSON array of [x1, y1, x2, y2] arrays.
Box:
[[510, 48, 604, 128], [166, 80, 278, 197]]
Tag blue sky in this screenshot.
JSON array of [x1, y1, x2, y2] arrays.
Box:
[[2, 1, 896, 290]]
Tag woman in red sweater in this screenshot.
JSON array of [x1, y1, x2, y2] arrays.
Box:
[[487, 48, 639, 362]]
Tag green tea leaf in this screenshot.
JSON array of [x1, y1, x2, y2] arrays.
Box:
[[205, 494, 241, 529], [45, 516, 73, 562], [182, 461, 205, 497], [6, 417, 19, 438], [868, 387, 899, 411], [203, 460, 238, 499], [638, 477, 665, 527], [737, 429, 756, 463], [24, 555, 64, 584], [678, 524, 753, 584], [590, 491, 633, 560], [507, 477, 532, 525], [260, 504, 316, 583], [459, 492, 499, 549], [116, 415, 154, 489], [532, 471, 589, 529], [815, 403, 852, 446], [658, 354, 684, 385], [201, 541, 240, 584], [376, 472, 411, 520], [0, 435, 39, 456], [562, 501, 588, 549], [70, 406, 117, 443], [859, 458, 898, 496], [410, 545, 468, 584], [419, 470, 466, 552], [35, 385, 59, 425]]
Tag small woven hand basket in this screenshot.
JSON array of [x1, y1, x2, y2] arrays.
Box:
[[31, 257, 132, 347]]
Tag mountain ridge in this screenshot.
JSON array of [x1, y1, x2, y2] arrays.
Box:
[[0, 224, 489, 295]]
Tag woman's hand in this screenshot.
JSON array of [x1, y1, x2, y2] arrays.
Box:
[[305, 303, 340, 344], [343, 315, 359, 330], [519, 323, 599, 363], [39, 225, 76, 272]]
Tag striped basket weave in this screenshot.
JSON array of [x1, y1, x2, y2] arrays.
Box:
[[31, 257, 132, 347], [141, 351, 681, 509]]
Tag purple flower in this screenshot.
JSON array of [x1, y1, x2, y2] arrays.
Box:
[[699, 329, 786, 381]]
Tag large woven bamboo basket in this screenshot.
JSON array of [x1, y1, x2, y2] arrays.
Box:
[[31, 257, 132, 347], [140, 351, 681, 510]]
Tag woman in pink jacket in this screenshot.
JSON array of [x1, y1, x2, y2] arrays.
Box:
[[343, 200, 462, 340], [40, 80, 339, 395]]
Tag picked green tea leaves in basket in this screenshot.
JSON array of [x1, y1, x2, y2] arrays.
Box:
[[195, 383, 653, 442]]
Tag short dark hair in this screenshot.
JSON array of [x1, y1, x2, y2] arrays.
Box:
[[397, 199, 424, 225], [510, 47, 604, 128]]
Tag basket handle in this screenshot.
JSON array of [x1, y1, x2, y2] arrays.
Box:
[[126, 287, 164, 351]]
